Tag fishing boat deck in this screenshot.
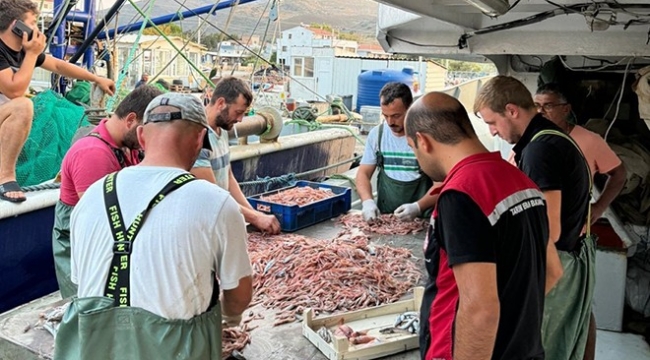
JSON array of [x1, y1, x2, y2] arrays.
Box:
[[1, 217, 650, 359]]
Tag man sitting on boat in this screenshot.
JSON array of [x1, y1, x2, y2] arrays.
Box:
[[356, 82, 437, 222], [0, 0, 115, 203], [53, 85, 163, 299], [55, 93, 252, 359], [191, 76, 282, 234]]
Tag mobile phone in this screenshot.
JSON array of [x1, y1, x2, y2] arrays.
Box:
[[12, 20, 33, 41]]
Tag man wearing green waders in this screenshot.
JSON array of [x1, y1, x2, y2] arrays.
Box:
[[54, 94, 252, 359], [356, 82, 437, 222]]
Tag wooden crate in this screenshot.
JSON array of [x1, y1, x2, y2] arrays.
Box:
[[302, 287, 423, 360]]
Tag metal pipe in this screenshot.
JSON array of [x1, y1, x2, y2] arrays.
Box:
[[83, 0, 96, 68], [97, 0, 260, 40], [50, 0, 65, 60], [65, 11, 92, 22], [228, 106, 284, 142], [68, 0, 127, 64], [228, 115, 268, 139], [50, 0, 69, 93], [45, 0, 78, 40]]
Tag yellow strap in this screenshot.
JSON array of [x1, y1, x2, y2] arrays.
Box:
[[531, 129, 592, 236]]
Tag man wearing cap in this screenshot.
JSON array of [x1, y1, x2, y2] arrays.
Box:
[[52, 85, 162, 299], [55, 93, 253, 359], [192, 76, 281, 234], [135, 73, 149, 88]]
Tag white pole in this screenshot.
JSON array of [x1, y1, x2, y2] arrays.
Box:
[[197, 16, 201, 45]]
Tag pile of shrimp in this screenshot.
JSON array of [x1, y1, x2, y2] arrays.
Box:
[[247, 232, 421, 326], [259, 186, 335, 206]]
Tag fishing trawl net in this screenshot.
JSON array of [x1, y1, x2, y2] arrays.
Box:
[[16, 90, 89, 187]]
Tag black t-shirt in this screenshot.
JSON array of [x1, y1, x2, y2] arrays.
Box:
[[437, 191, 547, 360], [420, 152, 547, 360], [0, 38, 46, 73], [513, 114, 590, 252]]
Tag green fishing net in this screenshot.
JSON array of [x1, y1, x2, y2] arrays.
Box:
[[16, 90, 89, 186]]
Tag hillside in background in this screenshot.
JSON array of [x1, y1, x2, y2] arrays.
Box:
[[103, 0, 379, 43]]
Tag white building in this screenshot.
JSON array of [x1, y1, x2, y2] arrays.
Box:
[[114, 35, 207, 88], [276, 26, 359, 67], [211, 41, 248, 65], [275, 26, 360, 102], [287, 56, 447, 110]]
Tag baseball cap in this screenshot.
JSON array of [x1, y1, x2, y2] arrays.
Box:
[[143, 93, 212, 150]]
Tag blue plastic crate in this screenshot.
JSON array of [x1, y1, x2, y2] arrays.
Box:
[[247, 181, 352, 232]]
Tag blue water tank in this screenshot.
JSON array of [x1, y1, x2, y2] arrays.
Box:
[[356, 68, 414, 111]]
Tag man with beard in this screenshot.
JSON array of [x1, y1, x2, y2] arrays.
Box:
[[356, 82, 437, 223], [53, 85, 163, 298], [191, 76, 281, 234], [475, 76, 592, 360], [407, 92, 548, 360]]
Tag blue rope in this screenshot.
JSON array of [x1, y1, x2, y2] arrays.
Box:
[[240, 173, 297, 192]]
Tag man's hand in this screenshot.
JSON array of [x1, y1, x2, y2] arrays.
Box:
[[95, 77, 116, 96], [22, 29, 45, 56], [251, 212, 281, 234], [394, 202, 421, 221], [222, 313, 242, 328], [362, 199, 380, 222]]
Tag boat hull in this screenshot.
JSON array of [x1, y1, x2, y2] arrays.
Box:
[[0, 206, 58, 314]]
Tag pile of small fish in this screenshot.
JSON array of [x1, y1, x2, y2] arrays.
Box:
[[222, 327, 251, 359], [248, 232, 422, 325], [338, 213, 428, 235], [391, 311, 420, 334], [259, 186, 335, 206]]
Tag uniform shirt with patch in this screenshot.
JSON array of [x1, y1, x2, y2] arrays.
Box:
[[193, 127, 230, 190], [513, 114, 590, 252], [421, 152, 547, 360], [360, 122, 422, 182], [0, 39, 46, 104]]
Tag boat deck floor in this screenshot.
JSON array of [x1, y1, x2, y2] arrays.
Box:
[[1, 219, 649, 359]]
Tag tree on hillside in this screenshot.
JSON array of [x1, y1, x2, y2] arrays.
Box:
[[338, 32, 359, 41], [144, 23, 183, 36], [310, 23, 333, 32]]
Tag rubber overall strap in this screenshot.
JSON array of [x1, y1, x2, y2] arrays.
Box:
[[376, 122, 384, 168], [87, 132, 127, 168], [102, 171, 196, 306], [531, 129, 593, 236]]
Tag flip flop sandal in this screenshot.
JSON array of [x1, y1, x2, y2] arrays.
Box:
[[0, 181, 26, 203]]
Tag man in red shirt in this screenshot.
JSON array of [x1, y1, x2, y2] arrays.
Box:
[[52, 85, 163, 298], [407, 92, 548, 360]]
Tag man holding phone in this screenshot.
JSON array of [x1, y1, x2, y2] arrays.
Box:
[[0, 0, 116, 203]]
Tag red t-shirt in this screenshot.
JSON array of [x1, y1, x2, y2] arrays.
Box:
[[59, 119, 139, 206]]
